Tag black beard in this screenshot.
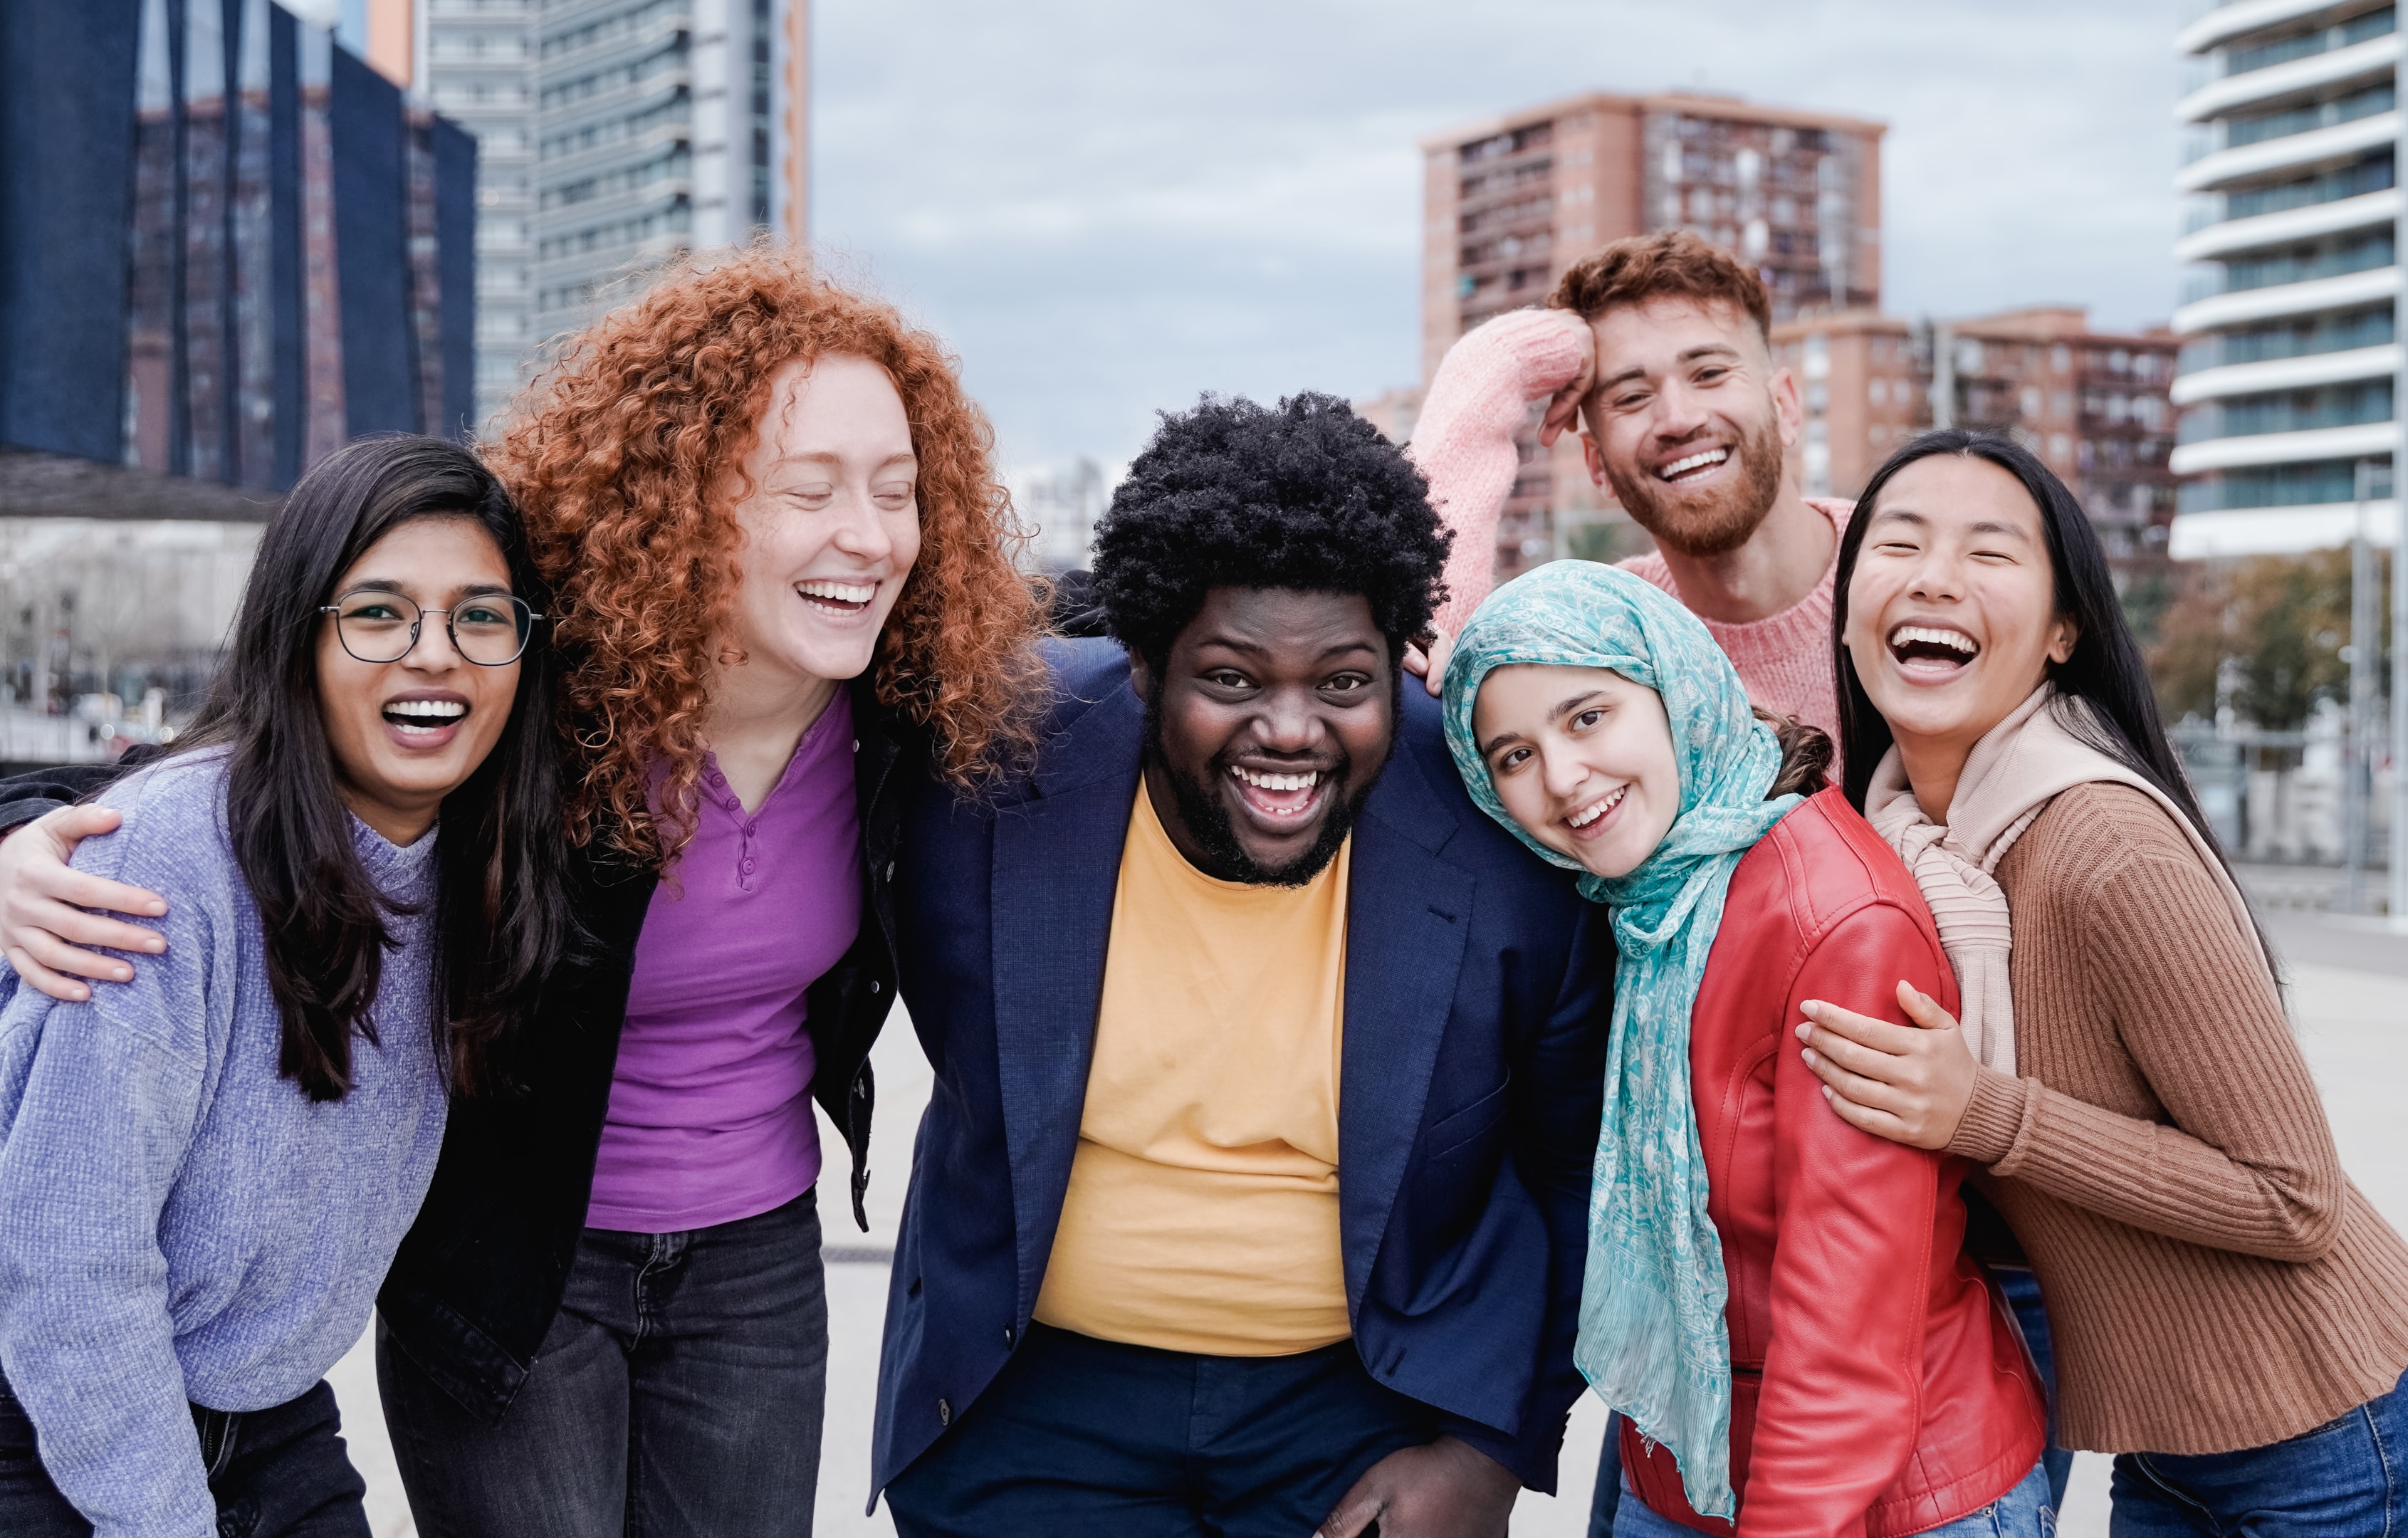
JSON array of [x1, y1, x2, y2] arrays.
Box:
[[1140, 696, 1384, 889]]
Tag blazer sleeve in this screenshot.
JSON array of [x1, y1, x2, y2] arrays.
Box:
[[1744, 901, 1954, 1538], [0, 758, 141, 834], [1440, 898, 1613, 1490]]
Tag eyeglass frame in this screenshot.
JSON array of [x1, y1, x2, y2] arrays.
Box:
[[316, 587, 546, 667]]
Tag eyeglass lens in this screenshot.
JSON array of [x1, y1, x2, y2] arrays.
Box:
[[333, 592, 533, 666]]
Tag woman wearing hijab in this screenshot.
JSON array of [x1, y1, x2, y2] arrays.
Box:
[[1440, 561, 2047, 1538]]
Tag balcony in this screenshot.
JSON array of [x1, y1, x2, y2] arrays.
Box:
[[2177, 108, 2399, 192], [2171, 340, 2401, 401], [2169, 417, 2397, 471], [2178, 185, 2399, 260], [2179, 0, 2381, 56], [2177, 27, 2398, 123], [2173, 261, 2399, 331], [2177, 376, 2391, 441]]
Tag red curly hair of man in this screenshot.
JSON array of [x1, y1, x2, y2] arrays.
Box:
[[489, 247, 1050, 859]]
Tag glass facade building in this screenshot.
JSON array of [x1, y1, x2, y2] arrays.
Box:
[[0, 0, 476, 513], [2171, 0, 2402, 555]]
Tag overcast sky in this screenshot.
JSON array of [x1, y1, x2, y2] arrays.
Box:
[[810, 0, 2186, 469]]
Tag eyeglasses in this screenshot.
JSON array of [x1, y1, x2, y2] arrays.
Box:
[[318, 589, 543, 666]]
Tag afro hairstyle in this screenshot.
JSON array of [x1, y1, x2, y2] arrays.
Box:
[[1090, 392, 1452, 668]]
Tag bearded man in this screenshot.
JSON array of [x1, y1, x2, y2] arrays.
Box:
[[1407, 230, 1849, 746]]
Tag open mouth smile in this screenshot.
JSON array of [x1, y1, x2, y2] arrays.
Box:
[[1655, 446, 1730, 484], [1564, 783, 1628, 838], [1886, 622, 1981, 679], [1227, 763, 1329, 822], [382, 696, 468, 746], [797, 579, 877, 617]]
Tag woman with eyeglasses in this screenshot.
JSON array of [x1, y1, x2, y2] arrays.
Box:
[[0, 436, 570, 1537], [0, 251, 1050, 1534]]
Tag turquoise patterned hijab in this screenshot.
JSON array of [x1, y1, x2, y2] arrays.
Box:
[[1440, 561, 1799, 1520]]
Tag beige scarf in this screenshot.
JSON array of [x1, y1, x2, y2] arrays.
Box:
[[1863, 684, 2255, 1073]]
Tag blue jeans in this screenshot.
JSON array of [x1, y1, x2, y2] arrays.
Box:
[[1612, 1462, 2053, 1538], [0, 1373, 369, 1537], [884, 1322, 1438, 1537], [2109, 1369, 2407, 1538], [377, 1188, 828, 1537]]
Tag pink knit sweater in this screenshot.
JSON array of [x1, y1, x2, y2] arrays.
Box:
[[1409, 308, 1851, 746]]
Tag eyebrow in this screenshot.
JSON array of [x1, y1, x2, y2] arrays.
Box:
[[340, 579, 515, 599], [1869, 506, 2034, 540], [768, 451, 918, 471], [1595, 343, 1742, 394], [1194, 636, 1381, 662], [1479, 688, 1609, 757]]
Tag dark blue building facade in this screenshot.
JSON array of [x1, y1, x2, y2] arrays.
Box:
[[0, 0, 475, 511]]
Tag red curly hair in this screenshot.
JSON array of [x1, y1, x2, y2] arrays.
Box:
[[489, 247, 1050, 859]]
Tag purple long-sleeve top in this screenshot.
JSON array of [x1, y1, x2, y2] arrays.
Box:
[[584, 693, 862, 1233]]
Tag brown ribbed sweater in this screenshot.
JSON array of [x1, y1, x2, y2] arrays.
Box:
[[1949, 782, 2408, 1455]]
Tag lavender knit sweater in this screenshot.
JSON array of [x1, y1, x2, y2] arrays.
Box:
[[0, 752, 447, 1537]]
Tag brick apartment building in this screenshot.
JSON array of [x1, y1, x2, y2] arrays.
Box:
[[1411, 90, 1886, 580], [1771, 307, 2179, 572]]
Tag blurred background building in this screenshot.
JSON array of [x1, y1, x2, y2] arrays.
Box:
[[1771, 305, 2179, 577], [326, 0, 812, 429], [0, 0, 476, 752], [2169, 0, 2399, 561], [1401, 89, 1887, 585]]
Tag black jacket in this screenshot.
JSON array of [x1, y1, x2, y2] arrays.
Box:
[[0, 676, 907, 1425]]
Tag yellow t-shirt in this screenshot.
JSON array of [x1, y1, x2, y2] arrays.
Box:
[[1032, 782, 1352, 1356]]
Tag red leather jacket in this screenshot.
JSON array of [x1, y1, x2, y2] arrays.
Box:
[[1621, 790, 2044, 1538]]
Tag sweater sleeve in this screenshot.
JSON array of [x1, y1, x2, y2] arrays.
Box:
[[0, 796, 223, 1538], [1744, 901, 1954, 1538], [1947, 793, 2341, 1263], [1406, 309, 1589, 636]]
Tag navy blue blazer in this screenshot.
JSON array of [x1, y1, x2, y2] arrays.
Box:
[[869, 640, 1611, 1495]]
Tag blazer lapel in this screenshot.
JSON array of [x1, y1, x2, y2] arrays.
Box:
[[1338, 744, 1475, 1304], [988, 681, 1145, 1321]]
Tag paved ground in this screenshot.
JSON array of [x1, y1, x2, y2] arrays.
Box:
[[336, 906, 2407, 1537]]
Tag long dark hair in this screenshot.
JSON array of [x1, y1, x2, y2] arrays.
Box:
[[1833, 431, 2268, 967], [179, 436, 577, 1099]]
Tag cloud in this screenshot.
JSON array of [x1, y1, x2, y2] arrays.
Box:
[[813, 0, 2182, 465]]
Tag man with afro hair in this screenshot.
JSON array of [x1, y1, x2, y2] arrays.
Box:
[[874, 392, 1610, 1537]]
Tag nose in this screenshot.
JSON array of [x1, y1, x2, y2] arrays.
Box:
[[1538, 741, 1588, 802], [1651, 375, 1712, 442], [828, 485, 899, 565], [402, 612, 467, 671], [1253, 686, 1326, 756], [1904, 544, 1966, 605]]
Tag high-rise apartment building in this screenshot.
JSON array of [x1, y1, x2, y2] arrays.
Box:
[[532, 0, 809, 340], [1771, 308, 2179, 572], [2170, 0, 2400, 556], [340, 0, 808, 428], [1420, 91, 1885, 581]]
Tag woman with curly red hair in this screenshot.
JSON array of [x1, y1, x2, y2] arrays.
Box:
[[0, 249, 1049, 1534]]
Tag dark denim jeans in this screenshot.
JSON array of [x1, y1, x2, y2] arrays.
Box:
[[884, 1322, 1438, 1538], [0, 1371, 368, 1537], [377, 1188, 829, 1537], [2109, 1369, 2407, 1538]]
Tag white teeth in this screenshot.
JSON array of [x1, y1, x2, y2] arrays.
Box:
[[1567, 785, 1626, 829], [385, 699, 466, 719], [1657, 447, 1729, 481], [1231, 765, 1321, 793], [799, 580, 876, 605], [1888, 624, 1979, 655]]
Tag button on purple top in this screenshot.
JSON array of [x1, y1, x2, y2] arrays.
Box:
[[584, 691, 862, 1233]]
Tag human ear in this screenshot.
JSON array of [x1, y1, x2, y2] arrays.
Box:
[[1125, 646, 1156, 700], [1581, 431, 1611, 494], [2047, 614, 2078, 665]]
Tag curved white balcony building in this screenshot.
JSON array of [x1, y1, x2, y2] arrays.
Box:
[[2173, 0, 2403, 555]]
